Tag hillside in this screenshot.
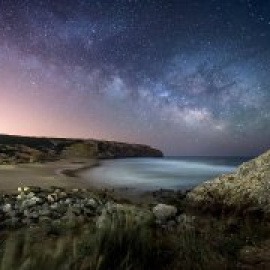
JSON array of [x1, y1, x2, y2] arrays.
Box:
[[0, 134, 163, 164]]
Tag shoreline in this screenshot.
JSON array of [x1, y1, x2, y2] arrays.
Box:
[[0, 158, 158, 203], [57, 158, 100, 177], [0, 157, 232, 203]]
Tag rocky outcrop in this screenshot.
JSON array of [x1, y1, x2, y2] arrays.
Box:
[[0, 134, 163, 164], [187, 149, 270, 216]]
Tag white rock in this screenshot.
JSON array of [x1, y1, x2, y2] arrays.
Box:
[[28, 199, 37, 207], [87, 198, 97, 207], [26, 192, 35, 199], [3, 204, 12, 212], [152, 204, 177, 220], [47, 195, 54, 202], [65, 198, 72, 205]]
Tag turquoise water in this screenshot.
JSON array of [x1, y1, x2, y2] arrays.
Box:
[[80, 157, 252, 191]]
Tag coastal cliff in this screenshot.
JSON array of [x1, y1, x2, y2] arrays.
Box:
[[0, 134, 163, 164]]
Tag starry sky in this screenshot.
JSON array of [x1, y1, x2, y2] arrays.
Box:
[[0, 0, 270, 156]]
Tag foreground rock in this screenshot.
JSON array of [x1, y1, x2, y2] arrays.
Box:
[[152, 203, 196, 231], [153, 204, 177, 221], [187, 149, 270, 216]]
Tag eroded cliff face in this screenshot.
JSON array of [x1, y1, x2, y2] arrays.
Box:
[[187, 149, 270, 215], [0, 135, 163, 164], [95, 140, 163, 159]]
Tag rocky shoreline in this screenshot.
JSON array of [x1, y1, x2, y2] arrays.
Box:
[[0, 186, 102, 229], [0, 185, 190, 232]]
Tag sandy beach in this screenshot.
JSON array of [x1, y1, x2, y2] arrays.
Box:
[[0, 158, 159, 203], [0, 159, 99, 193]]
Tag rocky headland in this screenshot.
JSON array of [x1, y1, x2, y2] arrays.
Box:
[[0, 134, 163, 165]]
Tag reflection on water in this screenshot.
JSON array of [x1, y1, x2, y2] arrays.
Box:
[[80, 157, 251, 191]]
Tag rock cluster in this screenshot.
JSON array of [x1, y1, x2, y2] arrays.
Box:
[[0, 186, 159, 231], [152, 203, 195, 231], [0, 186, 196, 234], [0, 186, 104, 229], [187, 149, 270, 216]]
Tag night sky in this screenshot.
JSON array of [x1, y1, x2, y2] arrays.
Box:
[[0, 0, 270, 156]]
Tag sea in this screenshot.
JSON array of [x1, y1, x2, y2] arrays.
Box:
[[80, 157, 253, 191]]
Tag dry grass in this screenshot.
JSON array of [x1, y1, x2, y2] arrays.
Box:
[[0, 209, 266, 270]]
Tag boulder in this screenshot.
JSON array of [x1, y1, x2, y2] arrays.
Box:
[[86, 198, 97, 208], [152, 204, 177, 221]]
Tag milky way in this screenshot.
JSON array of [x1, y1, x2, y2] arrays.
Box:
[[0, 0, 270, 156]]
